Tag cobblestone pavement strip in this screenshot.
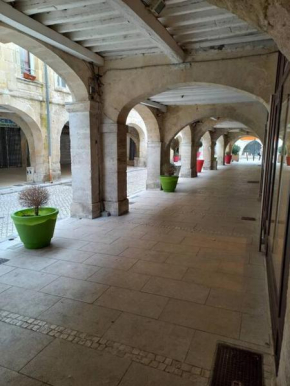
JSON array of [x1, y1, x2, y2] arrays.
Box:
[[0, 309, 210, 384]]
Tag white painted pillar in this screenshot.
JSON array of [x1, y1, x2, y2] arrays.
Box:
[[66, 101, 101, 219], [146, 141, 161, 189], [101, 118, 128, 216]]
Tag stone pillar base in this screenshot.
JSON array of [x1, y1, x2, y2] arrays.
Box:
[[34, 172, 50, 183], [180, 168, 192, 178], [71, 202, 101, 219], [104, 198, 129, 216], [146, 181, 161, 190]]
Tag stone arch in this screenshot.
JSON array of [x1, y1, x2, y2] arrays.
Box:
[[104, 55, 276, 126], [132, 105, 160, 142], [0, 105, 47, 181], [127, 123, 146, 167], [129, 104, 161, 190], [102, 61, 273, 214], [0, 24, 88, 102], [162, 103, 266, 147]]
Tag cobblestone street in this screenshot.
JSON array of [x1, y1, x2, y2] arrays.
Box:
[[0, 168, 147, 242]]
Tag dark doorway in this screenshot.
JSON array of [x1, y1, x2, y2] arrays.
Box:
[[0, 122, 22, 168], [129, 138, 137, 161]]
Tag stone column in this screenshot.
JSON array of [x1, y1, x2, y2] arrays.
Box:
[[146, 141, 161, 189], [210, 140, 216, 170], [180, 142, 192, 177], [66, 101, 101, 219], [161, 143, 171, 174], [203, 143, 211, 170], [190, 144, 199, 178], [101, 118, 128, 216]]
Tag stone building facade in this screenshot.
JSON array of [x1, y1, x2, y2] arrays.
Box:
[[0, 42, 71, 182]]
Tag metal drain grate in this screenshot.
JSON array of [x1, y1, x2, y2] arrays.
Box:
[[0, 258, 9, 265], [247, 181, 260, 184], [211, 344, 263, 386], [241, 217, 256, 221]]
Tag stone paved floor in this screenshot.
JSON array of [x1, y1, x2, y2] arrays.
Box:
[[0, 164, 274, 385], [0, 167, 147, 242]]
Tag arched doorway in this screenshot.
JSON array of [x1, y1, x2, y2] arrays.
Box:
[[60, 123, 71, 179], [0, 117, 30, 186]]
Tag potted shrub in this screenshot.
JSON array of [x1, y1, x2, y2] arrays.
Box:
[[225, 151, 232, 164], [212, 156, 218, 170], [232, 144, 241, 162], [11, 186, 58, 249], [160, 163, 179, 192]]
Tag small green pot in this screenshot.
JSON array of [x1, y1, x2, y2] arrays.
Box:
[[11, 207, 59, 249], [160, 176, 179, 192]]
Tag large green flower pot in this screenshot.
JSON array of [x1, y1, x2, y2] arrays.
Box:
[[11, 207, 59, 249], [160, 176, 179, 192]]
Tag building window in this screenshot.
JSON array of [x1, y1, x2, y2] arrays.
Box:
[[55, 74, 67, 89], [20, 48, 34, 75]]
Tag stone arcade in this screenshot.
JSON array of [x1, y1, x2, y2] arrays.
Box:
[[0, 1, 290, 385]]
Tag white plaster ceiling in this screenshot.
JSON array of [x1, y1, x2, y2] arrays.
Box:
[[1, 0, 274, 60], [159, 0, 272, 51], [149, 84, 256, 105]]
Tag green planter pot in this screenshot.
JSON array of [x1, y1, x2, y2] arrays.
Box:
[[160, 176, 179, 192], [11, 207, 59, 249]]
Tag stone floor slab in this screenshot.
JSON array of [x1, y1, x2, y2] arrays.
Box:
[[0, 366, 45, 386], [42, 260, 100, 280], [104, 312, 194, 362], [0, 286, 60, 317], [240, 313, 271, 347], [41, 276, 108, 303], [39, 298, 120, 336], [0, 322, 53, 371], [21, 339, 130, 386], [96, 286, 168, 319], [183, 268, 245, 292], [80, 242, 127, 256], [120, 248, 169, 263], [88, 267, 150, 290], [0, 264, 15, 277], [130, 260, 187, 280], [119, 363, 207, 386], [84, 253, 137, 271], [5, 255, 57, 271], [142, 276, 210, 304], [160, 298, 241, 339], [0, 282, 10, 293], [0, 268, 58, 290], [206, 287, 267, 316], [152, 242, 199, 255], [39, 247, 95, 263]]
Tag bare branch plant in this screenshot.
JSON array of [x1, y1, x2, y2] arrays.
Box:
[[163, 163, 177, 176], [19, 186, 49, 216]]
